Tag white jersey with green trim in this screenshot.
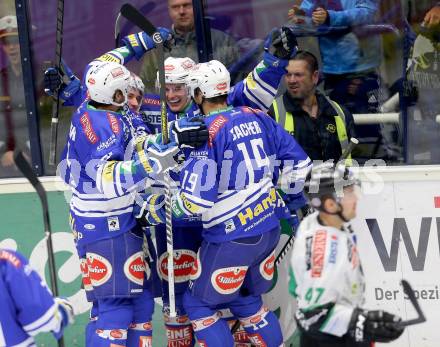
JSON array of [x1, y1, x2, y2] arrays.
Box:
[[289, 212, 365, 337]]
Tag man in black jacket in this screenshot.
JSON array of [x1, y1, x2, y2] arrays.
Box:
[[268, 51, 356, 162]]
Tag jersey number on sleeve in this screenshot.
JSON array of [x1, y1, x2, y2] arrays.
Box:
[[182, 171, 199, 193]]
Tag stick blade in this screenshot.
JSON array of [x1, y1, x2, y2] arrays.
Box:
[[120, 3, 156, 35]]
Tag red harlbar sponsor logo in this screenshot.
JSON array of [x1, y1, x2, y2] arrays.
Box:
[[80, 113, 98, 144], [208, 115, 228, 147], [311, 230, 327, 278]]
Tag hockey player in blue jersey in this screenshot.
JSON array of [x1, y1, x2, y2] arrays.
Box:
[[139, 30, 300, 346], [0, 249, 74, 346], [46, 26, 299, 347], [139, 60, 311, 346], [60, 57, 187, 347]]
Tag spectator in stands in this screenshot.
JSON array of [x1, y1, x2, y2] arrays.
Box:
[[0, 15, 30, 178], [268, 51, 356, 162], [140, 0, 240, 92], [404, 3, 440, 163], [423, 3, 440, 27], [288, 0, 382, 114]]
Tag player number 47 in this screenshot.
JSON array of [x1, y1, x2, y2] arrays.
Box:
[[305, 287, 325, 304]]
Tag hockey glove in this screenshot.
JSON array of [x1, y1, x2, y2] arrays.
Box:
[[122, 28, 173, 60], [170, 116, 209, 148], [348, 308, 404, 343], [44, 59, 82, 104], [134, 193, 166, 226], [133, 135, 181, 176], [264, 27, 298, 60], [147, 141, 182, 174], [53, 297, 75, 340]]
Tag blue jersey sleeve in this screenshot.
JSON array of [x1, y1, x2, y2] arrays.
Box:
[[65, 106, 157, 199], [227, 58, 286, 112], [172, 115, 231, 217], [0, 250, 62, 338], [175, 139, 222, 216]]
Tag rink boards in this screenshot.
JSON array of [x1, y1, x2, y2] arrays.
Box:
[[1, 166, 439, 346]]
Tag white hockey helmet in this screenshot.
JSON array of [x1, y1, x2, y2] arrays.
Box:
[[156, 57, 196, 88], [85, 61, 131, 107], [129, 72, 145, 94], [189, 60, 230, 98]]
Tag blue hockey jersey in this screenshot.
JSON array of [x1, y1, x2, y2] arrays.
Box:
[[59, 45, 290, 231], [0, 249, 64, 346], [60, 100, 156, 247], [173, 106, 311, 242]]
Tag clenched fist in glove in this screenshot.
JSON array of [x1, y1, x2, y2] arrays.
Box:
[[348, 309, 404, 343], [169, 116, 209, 148], [44, 59, 82, 105], [122, 28, 173, 60], [265, 27, 298, 60]]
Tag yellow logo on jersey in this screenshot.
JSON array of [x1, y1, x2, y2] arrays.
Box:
[[127, 34, 139, 47], [96, 54, 120, 63], [245, 73, 257, 89], [69, 213, 75, 230], [238, 188, 276, 226], [102, 161, 116, 182], [179, 193, 201, 214]]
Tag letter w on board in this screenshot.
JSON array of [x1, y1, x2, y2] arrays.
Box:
[[366, 217, 436, 272]]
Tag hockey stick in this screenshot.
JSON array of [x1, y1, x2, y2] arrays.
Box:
[[340, 137, 359, 162], [274, 215, 302, 267], [115, 2, 157, 48], [120, 3, 177, 318], [114, 11, 122, 48], [14, 151, 65, 347], [48, 0, 65, 166], [398, 280, 426, 327]]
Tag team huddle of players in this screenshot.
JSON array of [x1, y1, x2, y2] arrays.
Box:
[[0, 26, 406, 347]]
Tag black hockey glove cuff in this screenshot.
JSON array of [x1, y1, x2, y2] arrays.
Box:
[[171, 117, 209, 148], [267, 27, 298, 60], [348, 308, 404, 343]]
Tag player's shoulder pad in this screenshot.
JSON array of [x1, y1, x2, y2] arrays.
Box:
[[75, 107, 122, 145], [0, 249, 26, 268]]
